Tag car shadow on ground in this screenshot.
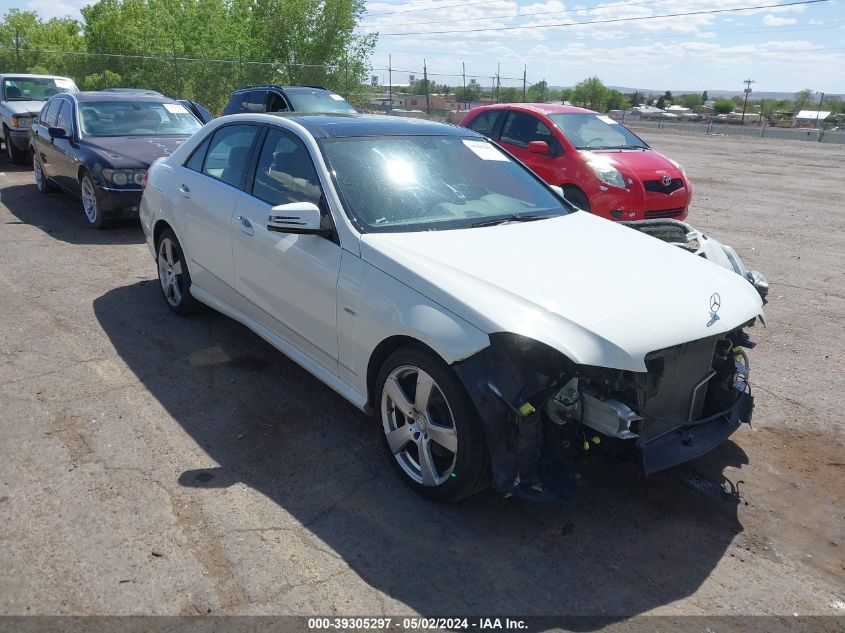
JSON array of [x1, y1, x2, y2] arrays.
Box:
[[93, 280, 750, 625], [1, 183, 145, 245]]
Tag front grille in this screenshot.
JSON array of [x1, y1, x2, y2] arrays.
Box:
[[644, 208, 685, 219], [639, 336, 718, 442], [644, 178, 684, 194]]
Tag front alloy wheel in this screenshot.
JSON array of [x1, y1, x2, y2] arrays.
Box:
[[80, 172, 107, 228], [377, 346, 489, 501], [33, 153, 55, 193]]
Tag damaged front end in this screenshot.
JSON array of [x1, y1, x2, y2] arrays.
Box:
[[453, 325, 757, 501]]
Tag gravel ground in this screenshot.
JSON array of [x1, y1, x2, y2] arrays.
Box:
[[0, 131, 843, 622]]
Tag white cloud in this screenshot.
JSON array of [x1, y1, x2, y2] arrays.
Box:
[[763, 14, 797, 26], [25, 0, 86, 20]]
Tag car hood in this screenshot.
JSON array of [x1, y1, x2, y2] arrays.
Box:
[[360, 212, 764, 372], [4, 100, 44, 116], [83, 136, 190, 168], [582, 148, 680, 178]]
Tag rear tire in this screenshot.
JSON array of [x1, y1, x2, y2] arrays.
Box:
[[5, 128, 29, 166], [562, 185, 591, 213], [376, 345, 489, 502], [33, 152, 56, 193], [156, 228, 199, 315]]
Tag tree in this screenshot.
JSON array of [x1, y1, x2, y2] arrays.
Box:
[[713, 99, 735, 114], [606, 89, 626, 111], [679, 93, 702, 109], [663, 90, 672, 102], [701, 90, 708, 103], [570, 76, 609, 111], [525, 80, 547, 102], [793, 88, 813, 111], [656, 95, 666, 110], [454, 84, 482, 103]]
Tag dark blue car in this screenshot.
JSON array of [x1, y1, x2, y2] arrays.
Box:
[[29, 91, 203, 228]]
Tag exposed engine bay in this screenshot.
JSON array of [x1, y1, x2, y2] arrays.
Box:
[[454, 325, 758, 501], [622, 218, 769, 304]]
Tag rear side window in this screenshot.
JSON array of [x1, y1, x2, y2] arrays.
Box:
[[55, 101, 74, 133], [466, 111, 500, 138], [202, 125, 259, 189], [184, 136, 211, 172], [500, 111, 554, 149], [242, 91, 267, 113], [41, 99, 62, 127]]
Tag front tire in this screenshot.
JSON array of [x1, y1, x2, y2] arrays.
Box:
[[562, 185, 591, 213], [156, 228, 199, 315], [5, 128, 29, 165], [376, 346, 489, 502], [80, 171, 108, 229]]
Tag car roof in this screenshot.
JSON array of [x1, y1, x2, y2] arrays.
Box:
[[0, 73, 74, 81], [233, 85, 336, 94], [71, 91, 180, 103], [470, 103, 597, 116], [249, 112, 480, 139]]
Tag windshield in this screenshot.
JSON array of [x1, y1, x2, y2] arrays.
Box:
[[549, 113, 648, 150], [287, 91, 357, 114], [321, 135, 568, 232], [79, 101, 203, 137], [4, 77, 77, 101]]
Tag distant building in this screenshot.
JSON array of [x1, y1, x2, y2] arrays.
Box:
[[793, 109, 832, 127], [371, 75, 379, 87]]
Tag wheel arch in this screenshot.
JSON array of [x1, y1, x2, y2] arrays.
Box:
[[152, 219, 173, 252], [365, 335, 445, 411]]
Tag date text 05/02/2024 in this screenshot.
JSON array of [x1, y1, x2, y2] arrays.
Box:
[[307, 617, 528, 630]]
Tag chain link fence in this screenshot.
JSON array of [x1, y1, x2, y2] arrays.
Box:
[[621, 117, 845, 146]]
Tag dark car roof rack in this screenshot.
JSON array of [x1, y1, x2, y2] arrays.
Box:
[[235, 84, 330, 92]]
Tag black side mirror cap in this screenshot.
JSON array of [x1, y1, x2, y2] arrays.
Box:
[[47, 127, 68, 139]]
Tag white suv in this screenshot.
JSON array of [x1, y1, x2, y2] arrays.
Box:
[[140, 113, 764, 501]]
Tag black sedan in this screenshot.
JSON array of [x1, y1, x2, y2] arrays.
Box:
[[29, 91, 203, 228]]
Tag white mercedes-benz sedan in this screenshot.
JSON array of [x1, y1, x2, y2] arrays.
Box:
[[140, 113, 765, 502]]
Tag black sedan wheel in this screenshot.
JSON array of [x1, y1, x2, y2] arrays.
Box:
[[33, 153, 56, 193], [80, 171, 108, 229]]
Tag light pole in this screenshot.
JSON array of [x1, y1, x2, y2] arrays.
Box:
[[815, 91, 825, 127], [741, 78, 754, 124]]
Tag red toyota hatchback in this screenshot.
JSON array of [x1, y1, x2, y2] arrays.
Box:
[[461, 104, 692, 221]]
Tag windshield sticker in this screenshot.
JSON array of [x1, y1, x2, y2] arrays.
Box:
[[597, 114, 619, 125], [462, 139, 508, 161], [329, 94, 345, 101], [163, 103, 190, 114]]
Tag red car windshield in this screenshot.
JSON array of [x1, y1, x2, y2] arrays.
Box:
[[549, 113, 648, 150]]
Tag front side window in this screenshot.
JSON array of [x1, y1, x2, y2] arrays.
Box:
[[3, 76, 77, 101], [500, 111, 555, 148], [548, 113, 648, 150], [252, 128, 322, 206], [267, 92, 288, 112], [321, 134, 567, 233], [78, 100, 202, 137], [466, 111, 500, 138], [202, 125, 258, 189]]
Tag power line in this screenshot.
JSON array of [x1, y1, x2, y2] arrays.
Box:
[[366, 0, 500, 18], [371, 0, 829, 36], [362, 0, 684, 28]]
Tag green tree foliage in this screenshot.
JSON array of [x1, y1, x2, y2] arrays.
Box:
[[793, 88, 813, 111], [678, 93, 702, 109], [0, 0, 375, 113], [454, 84, 482, 103], [701, 90, 708, 103], [570, 76, 610, 111], [713, 98, 735, 114]]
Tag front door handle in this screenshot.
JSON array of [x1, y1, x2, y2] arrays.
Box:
[[237, 215, 254, 236], [179, 184, 191, 198]]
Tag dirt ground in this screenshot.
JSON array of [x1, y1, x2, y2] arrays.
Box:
[[0, 130, 843, 622]]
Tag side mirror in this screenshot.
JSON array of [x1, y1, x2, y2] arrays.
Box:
[[528, 140, 550, 154], [746, 270, 769, 304], [549, 185, 564, 197], [267, 201, 328, 236], [48, 127, 68, 140]]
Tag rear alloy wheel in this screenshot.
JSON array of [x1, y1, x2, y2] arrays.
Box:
[[33, 153, 56, 193], [156, 228, 198, 315], [5, 128, 30, 166], [377, 346, 489, 501], [80, 171, 108, 229]]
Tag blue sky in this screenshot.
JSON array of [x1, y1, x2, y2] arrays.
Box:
[[6, 0, 844, 93]]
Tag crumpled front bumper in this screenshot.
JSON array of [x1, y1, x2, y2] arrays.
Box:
[[641, 390, 753, 474]]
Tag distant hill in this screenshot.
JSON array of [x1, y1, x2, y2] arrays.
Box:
[[547, 85, 843, 101]]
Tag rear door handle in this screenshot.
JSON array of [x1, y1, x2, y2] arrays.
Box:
[[237, 215, 254, 236], [179, 184, 191, 198]]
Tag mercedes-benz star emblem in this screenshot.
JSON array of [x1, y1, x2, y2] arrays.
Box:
[[662, 175, 672, 187], [710, 292, 721, 314]]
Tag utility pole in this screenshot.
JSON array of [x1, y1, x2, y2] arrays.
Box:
[[423, 58, 430, 114], [522, 65, 527, 102], [541, 78, 546, 103], [815, 91, 825, 127], [14, 28, 20, 72], [172, 39, 181, 95], [462, 62, 467, 111], [495, 62, 500, 103], [343, 50, 349, 99], [388, 54, 392, 112], [741, 78, 754, 124]]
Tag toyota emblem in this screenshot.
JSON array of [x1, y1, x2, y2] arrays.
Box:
[[662, 175, 672, 187], [709, 292, 721, 314]]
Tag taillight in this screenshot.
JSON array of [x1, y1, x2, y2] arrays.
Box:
[[141, 172, 149, 190]]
